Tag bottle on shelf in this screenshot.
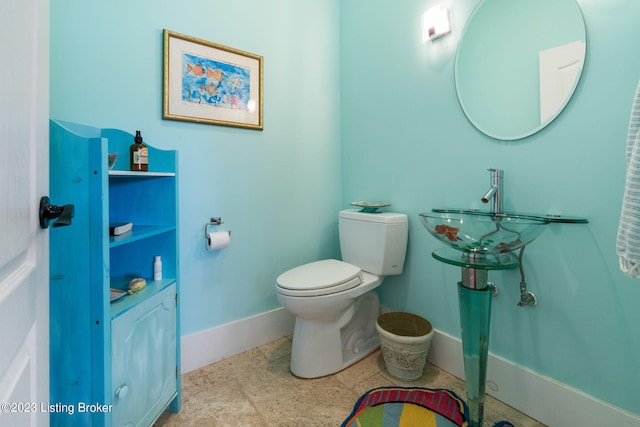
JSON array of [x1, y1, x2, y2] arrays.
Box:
[[154, 255, 163, 281], [129, 130, 149, 172]]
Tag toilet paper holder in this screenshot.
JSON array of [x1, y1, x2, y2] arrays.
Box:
[[203, 217, 231, 239]]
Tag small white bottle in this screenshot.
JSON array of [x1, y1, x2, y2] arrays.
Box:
[[153, 255, 162, 281]]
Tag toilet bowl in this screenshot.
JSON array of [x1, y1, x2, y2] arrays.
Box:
[[277, 260, 383, 378], [275, 209, 409, 378]]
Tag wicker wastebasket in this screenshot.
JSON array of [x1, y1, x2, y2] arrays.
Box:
[[376, 312, 434, 381]]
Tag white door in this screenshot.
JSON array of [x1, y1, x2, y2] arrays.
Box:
[[539, 40, 586, 124], [0, 0, 50, 426]]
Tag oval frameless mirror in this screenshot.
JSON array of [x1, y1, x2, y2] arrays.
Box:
[[455, 0, 586, 141]]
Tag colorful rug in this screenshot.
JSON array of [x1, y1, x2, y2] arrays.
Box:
[[341, 386, 515, 427]]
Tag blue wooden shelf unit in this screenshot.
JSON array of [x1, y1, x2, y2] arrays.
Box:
[[49, 120, 181, 426]]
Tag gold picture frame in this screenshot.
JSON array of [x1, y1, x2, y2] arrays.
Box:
[[163, 29, 264, 130]]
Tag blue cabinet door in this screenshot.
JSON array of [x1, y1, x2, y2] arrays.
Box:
[[111, 283, 177, 426]]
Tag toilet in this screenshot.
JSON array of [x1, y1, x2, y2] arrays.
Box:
[[276, 209, 409, 378]]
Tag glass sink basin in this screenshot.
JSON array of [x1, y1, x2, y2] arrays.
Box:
[[419, 210, 548, 254]]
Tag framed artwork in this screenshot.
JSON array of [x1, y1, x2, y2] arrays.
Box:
[[163, 29, 264, 130]]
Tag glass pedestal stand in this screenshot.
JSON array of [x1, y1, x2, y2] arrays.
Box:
[[433, 248, 519, 427]]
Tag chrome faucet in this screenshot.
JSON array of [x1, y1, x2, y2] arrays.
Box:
[[481, 168, 503, 214]]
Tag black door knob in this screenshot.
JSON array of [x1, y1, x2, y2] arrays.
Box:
[[39, 196, 74, 229]]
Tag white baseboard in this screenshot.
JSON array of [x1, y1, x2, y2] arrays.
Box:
[[180, 308, 639, 426], [427, 329, 640, 427], [180, 307, 295, 374]]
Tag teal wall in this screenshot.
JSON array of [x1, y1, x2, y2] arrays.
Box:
[[341, 0, 640, 416], [50, 0, 343, 332], [50, 0, 640, 417]]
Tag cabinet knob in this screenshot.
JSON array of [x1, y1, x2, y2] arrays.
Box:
[[115, 383, 129, 400]]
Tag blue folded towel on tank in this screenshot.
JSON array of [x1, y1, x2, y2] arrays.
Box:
[[617, 81, 640, 277]]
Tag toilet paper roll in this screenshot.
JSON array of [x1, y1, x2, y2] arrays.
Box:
[[207, 230, 230, 251]]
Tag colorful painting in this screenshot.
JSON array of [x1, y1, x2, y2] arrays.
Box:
[[163, 30, 263, 130], [182, 53, 252, 111]]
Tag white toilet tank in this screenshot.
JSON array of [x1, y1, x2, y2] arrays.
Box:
[[338, 209, 409, 276]]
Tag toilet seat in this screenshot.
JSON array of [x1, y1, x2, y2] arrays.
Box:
[[276, 259, 363, 297]]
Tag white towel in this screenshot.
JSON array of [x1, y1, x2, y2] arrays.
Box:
[[616, 81, 640, 277]]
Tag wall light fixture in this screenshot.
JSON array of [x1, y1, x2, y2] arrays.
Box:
[[421, 5, 451, 42]]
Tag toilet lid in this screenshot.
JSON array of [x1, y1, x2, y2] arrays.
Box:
[[276, 259, 362, 297]]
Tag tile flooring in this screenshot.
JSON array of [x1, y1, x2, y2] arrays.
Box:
[[155, 336, 545, 426]]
